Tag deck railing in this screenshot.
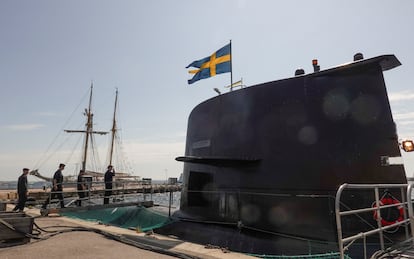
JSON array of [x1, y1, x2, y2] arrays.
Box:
[[40, 179, 181, 210], [335, 183, 413, 259]]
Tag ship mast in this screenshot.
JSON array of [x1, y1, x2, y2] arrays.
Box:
[[65, 84, 108, 172], [109, 88, 118, 166]]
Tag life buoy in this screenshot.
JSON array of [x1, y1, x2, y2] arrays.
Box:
[[372, 197, 404, 226]]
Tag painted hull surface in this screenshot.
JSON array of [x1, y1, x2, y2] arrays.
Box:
[[158, 55, 408, 256]]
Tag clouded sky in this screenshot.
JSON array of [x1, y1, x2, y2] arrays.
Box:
[[1, 1, 413, 181]]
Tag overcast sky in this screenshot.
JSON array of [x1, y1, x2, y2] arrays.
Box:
[[1, 1, 414, 181]]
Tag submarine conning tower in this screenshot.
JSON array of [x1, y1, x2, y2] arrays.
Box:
[[175, 54, 406, 247]]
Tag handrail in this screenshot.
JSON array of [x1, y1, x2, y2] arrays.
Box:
[[335, 183, 411, 259], [407, 183, 414, 247], [40, 180, 181, 209]]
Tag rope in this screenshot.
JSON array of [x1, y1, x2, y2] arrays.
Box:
[[65, 132, 83, 166], [90, 134, 102, 172]]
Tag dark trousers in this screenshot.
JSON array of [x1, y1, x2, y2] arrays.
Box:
[[76, 190, 86, 206], [104, 184, 112, 204], [13, 192, 27, 211], [42, 190, 64, 208], [104, 190, 112, 204]]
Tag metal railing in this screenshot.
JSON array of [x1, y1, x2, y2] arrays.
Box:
[[40, 179, 181, 210], [335, 183, 413, 259]]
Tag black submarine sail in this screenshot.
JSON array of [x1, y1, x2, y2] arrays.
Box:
[[156, 53, 409, 256]]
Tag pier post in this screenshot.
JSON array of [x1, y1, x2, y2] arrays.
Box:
[[168, 190, 173, 217]]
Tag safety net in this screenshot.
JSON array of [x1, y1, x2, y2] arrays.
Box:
[[63, 206, 173, 232]]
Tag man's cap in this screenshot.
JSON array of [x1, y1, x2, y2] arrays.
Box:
[[59, 163, 66, 167], [108, 165, 113, 169], [23, 168, 29, 171]]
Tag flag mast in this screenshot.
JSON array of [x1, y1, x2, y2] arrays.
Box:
[[230, 40, 233, 91]]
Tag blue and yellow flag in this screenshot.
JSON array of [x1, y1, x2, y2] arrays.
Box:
[[186, 43, 231, 84]]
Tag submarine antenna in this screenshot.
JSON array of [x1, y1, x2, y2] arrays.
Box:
[[230, 39, 233, 91]]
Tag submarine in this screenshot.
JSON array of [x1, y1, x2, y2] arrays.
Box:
[[156, 53, 413, 257]]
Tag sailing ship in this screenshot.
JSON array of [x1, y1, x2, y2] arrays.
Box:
[[155, 53, 414, 258], [30, 85, 139, 182]]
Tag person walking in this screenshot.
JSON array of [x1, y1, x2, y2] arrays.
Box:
[[13, 168, 29, 212], [76, 170, 86, 206], [104, 165, 115, 204], [42, 163, 65, 209]]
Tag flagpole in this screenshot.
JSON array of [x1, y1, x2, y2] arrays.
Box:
[[230, 40, 233, 92]]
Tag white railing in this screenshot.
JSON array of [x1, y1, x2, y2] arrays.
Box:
[[335, 183, 413, 259]]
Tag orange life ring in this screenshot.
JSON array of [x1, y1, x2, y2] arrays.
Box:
[[373, 197, 404, 226]]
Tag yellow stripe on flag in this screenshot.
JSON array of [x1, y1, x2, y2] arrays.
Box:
[[198, 54, 231, 77], [188, 69, 200, 74]]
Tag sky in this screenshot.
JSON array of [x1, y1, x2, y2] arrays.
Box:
[[1, 0, 414, 181]]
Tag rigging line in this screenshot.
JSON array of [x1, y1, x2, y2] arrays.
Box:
[[90, 134, 102, 172], [65, 133, 83, 167], [34, 131, 76, 170], [113, 102, 133, 174], [115, 140, 128, 173], [33, 87, 91, 169], [34, 120, 85, 170], [115, 132, 131, 174], [89, 134, 96, 171], [94, 134, 103, 170]]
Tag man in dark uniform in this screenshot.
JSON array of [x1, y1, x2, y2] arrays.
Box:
[[76, 170, 86, 206], [104, 165, 115, 204], [42, 163, 65, 209], [13, 168, 29, 212]]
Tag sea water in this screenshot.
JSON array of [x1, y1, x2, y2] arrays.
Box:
[[124, 191, 181, 208]]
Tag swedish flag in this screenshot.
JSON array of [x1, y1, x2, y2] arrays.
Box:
[[186, 43, 231, 84]]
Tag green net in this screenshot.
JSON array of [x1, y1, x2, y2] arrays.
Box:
[[63, 206, 173, 232]]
